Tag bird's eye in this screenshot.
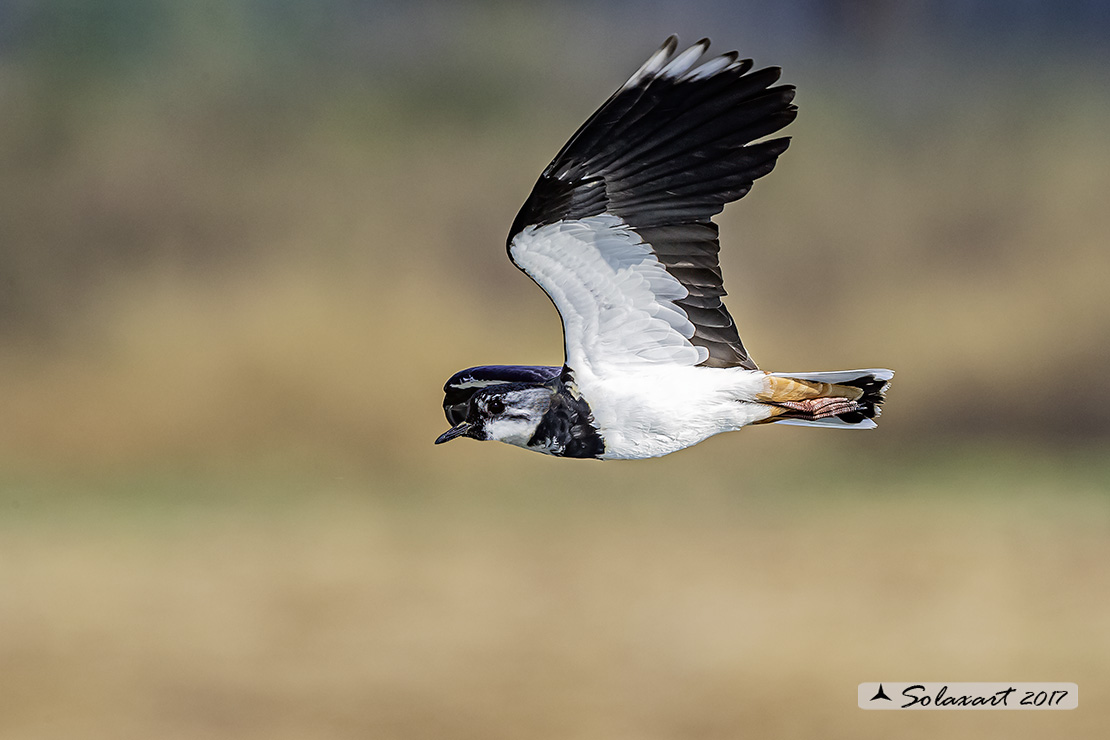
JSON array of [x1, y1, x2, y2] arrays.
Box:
[[487, 398, 505, 415]]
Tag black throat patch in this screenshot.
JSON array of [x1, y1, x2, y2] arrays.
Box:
[[527, 367, 605, 459]]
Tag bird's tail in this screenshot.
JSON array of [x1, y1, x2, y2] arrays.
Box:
[[756, 369, 893, 429]]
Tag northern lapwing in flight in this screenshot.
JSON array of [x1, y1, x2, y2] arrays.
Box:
[[436, 36, 893, 460]]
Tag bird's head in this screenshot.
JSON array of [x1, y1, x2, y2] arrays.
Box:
[[435, 384, 554, 448]]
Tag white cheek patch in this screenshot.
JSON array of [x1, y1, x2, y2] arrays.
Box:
[[484, 416, 540, 447]]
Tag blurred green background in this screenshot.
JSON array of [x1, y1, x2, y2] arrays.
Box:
[[1, 1, 1108, 738]]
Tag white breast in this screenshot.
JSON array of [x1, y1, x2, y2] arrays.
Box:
[[574, 364, 773, 459]]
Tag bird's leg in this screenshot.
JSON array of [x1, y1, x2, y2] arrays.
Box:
[[770, 397, 861, 419], [754, 375, 866, 422]]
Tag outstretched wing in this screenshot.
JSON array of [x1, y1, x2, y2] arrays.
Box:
[[507, 36, 796, 374]]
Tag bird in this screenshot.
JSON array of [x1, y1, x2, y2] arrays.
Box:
[[435, 36, 893, 460]]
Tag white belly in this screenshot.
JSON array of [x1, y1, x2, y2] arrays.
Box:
[[574, 365, 773, 460]]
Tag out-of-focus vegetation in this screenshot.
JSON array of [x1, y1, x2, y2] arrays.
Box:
[[2, 2, 1109, 473], [1, 2, 1108, 738]]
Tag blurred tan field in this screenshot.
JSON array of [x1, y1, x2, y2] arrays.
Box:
[[2, 2, 1109, 738], [3, 457, 1110, 739]]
